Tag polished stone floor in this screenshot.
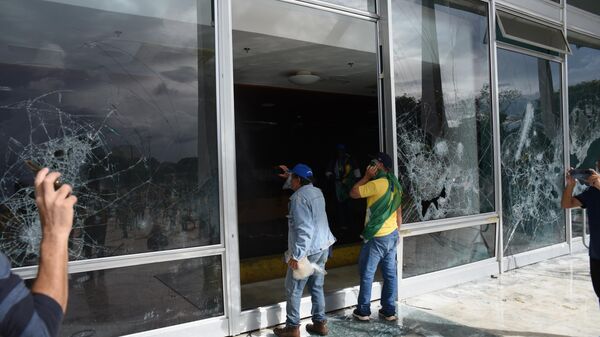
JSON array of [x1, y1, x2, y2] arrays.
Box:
[[242, 252, 600, 337]]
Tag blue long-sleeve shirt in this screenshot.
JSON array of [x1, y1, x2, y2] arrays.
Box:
[[287, 184, 336, 260], [0, 253, 63, 337]]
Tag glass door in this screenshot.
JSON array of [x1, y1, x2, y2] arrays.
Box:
[[231, 0, 380, 314], [497, 47, 565, 256]]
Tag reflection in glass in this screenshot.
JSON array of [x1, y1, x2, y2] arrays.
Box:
[[402, 224, 496, 278], [320, 0, 376, 12], [61, 256, 223, 337], [0, 0, 219, 267], [498, 48, 565, 255], [567, 33, 600, 237], [392, 0, 494, 224], [568, 0, 600, 16]]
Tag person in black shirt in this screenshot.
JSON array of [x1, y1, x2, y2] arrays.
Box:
[[561, 162, 600, 307]]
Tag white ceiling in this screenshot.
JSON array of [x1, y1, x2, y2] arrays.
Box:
[[232, 29, 378, 96], [232, 0, 378, 96]]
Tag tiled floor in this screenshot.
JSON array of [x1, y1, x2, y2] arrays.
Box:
[[241, 252, 600, 337]]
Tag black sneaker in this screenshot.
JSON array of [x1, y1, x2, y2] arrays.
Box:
[[378, 309, 397, 321], [352, 309, 370, 321]]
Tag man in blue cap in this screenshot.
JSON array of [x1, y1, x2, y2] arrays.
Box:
[[274, 164, 336, 337]]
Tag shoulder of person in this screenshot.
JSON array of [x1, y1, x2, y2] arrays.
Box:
[[0, 253, 10, 278]]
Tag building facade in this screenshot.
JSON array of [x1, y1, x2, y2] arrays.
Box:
[[0, 0, 598, 336]]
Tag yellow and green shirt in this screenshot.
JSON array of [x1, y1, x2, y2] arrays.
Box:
[[358, 178, 398, 237]]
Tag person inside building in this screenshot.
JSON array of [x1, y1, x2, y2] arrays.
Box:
[[349, 152, 402, 321], [0, 168, 77, 337], [561, 161, 600, 307], [273, 164, 336, 337], [325, 144, 361, 235]]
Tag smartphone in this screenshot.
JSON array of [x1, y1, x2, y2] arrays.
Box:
[[24, 160, 63, 189], [570, 168, 593, 185]]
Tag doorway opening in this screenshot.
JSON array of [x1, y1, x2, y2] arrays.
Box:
[[232, 0, 380, 310]]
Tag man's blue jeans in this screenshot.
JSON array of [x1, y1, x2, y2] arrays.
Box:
[[356, 230, 399, 316], [285, 249, 329, 327]]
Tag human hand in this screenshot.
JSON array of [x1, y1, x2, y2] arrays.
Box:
[[364, 165, 378, 180], [566, 167, 576, 186], [288, 259, 299, 270], [34, 168, 77, 241], [277, 165, 290, 179], [587, 170, 600, 190]]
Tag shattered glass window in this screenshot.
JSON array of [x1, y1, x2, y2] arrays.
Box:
[[567, 32, 600, 237], [498, 48, 565, 255], [392, 0, 494, 223], [0, 0, 219, 267]]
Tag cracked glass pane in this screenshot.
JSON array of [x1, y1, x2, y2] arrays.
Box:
[[392, 0, 494, 224], [0, 0, 219, 267], [498, 48, 565, 255], [567, 32, 600, 238], [402, 224, 496, 278]]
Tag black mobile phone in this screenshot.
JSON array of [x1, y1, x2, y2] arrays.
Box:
[[570, 168, 593, 185], [24, 160, 63, 189]]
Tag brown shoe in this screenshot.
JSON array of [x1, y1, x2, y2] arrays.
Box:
[[306, 320, 328, 336], [273, 325, 300, 337]]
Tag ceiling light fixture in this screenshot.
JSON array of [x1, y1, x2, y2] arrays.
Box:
[[288, 70, 320, 85]]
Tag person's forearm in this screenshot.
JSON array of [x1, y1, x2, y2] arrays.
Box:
[[561, 183, 576, 208], [32, 236, 69, 313], [354, 175, 370, 188], [350, 176, 371, 198]]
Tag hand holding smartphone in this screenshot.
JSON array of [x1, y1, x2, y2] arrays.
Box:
[[569, 168, 594, 185]]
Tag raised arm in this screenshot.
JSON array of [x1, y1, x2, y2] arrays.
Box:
[[31, 168, 77, 312], [350, 165, 377, 199], [0, 168, 76, 337]]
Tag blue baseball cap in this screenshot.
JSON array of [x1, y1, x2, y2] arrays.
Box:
[[290, 163, 313, 180]]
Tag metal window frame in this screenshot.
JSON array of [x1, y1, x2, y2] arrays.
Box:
[[283, 0, 380, 19], [493, 0, 570, 266], [13, 245, 226, 280], [562, 1, 572, 250], [401, 213, 499, 237], [496, 40, 564, 62], [496, 9, 571, 54], [214, 0, 241, 335], [489, 0, 505, 274], [124, 315, 229, 337]]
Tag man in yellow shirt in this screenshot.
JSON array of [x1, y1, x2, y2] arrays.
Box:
[[349, 152, 402, 321]]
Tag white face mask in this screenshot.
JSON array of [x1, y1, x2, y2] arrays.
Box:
[[282, 174, 293, 190]]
